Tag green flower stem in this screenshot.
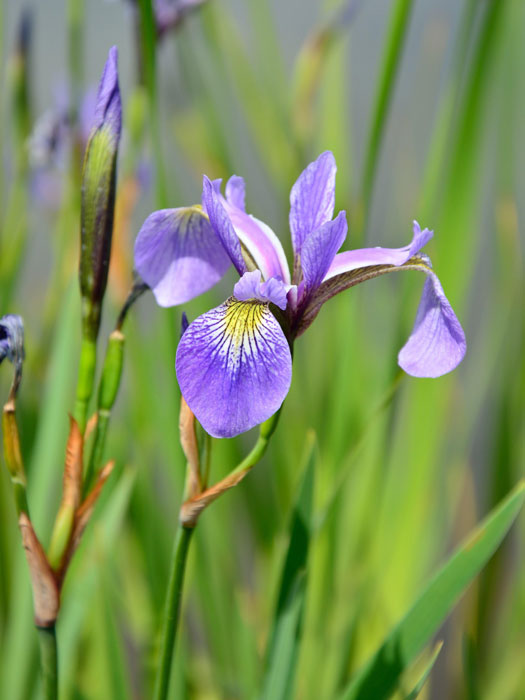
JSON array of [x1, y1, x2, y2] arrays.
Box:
[[83, 329, 124, 494], [155, 409, 283, 699], [73, 335, 97, 434], [37, 625, 58, 700], [229, 408, 281, 479], [153, 525, 194, 700]]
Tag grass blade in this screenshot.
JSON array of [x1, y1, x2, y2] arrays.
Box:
[[339, 480, 525, 700], [404, 641, 443, 700], [261, 433, 316, 700]]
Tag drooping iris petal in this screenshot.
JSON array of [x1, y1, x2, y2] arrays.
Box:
[[324, 220, 433, 281], [225, 175, 245, 211], [202, 175, 247, 275], [300, 210, 347, 293], [134, 206, 231, 307], [398, 273, 466, 378], [176, 298, 292, 438], [234, 270, 288, 310], [289, 151, 336, 256]]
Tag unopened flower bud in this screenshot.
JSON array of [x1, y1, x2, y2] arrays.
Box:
[[79, 46, 122, 341]]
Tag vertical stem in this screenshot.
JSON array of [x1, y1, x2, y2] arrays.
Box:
[[37, 625, 58, 700], [73, 335, 97, 434], [154, 525, 194, 700]]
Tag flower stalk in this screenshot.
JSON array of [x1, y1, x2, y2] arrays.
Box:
[[37, 625, 58, 700], [154, 408, 283, 699], [153, 524, 193, 700]]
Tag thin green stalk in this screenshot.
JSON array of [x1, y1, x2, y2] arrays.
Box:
[[229, 408, 281, 479], [37, 625, 58, 700], [155, 408, 282, 697], [73, 335, 97, 434], [361, 0, 415, 222], [153, 525, 193, 700]]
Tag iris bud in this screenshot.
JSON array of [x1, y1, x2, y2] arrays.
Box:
[[79, 46, 122, 341]]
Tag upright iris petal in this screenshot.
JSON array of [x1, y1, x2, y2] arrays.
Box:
[[203, 175, 247, 275], [300, 210, 347, 293], [134, 206, 231, 306], [176, 297, 292, 438], [289, 150, 336, 257]]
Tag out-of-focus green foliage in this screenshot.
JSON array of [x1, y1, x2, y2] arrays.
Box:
[[0, 0, 524, 698]]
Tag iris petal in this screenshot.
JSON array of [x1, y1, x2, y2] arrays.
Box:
[[225, 175, 246, 211], [234, 270, 288, 310], [300, 211, 347, 293], [202, 176, 247, 275], [324, 221, 433, 281], [289, 151, 336, 257], [134, 206, 231, 307], [176, 298, 292, 438], [398, 273, 466, 378]]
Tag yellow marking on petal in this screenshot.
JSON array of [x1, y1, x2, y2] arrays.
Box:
[[223, 298, 266, 349], [177, 205, 208, 234]]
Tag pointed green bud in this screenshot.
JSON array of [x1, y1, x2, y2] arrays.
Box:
[[79, 46, 122, 341]]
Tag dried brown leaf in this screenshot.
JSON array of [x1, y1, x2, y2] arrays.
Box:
[[179, 467, 250, 527], [19, 513, 59, 627], [56, 460, 115, 585], [61, 416, 83, 511], [84, 411, 98, 442]]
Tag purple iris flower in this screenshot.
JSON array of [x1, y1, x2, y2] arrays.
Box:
[[134, 152, 466, 438], [173, 152, 466, 437]]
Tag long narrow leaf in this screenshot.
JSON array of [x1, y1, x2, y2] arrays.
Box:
[[339, 480, 525, 700], [261, 434, 316, 700]]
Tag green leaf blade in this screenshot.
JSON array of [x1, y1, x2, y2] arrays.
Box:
[[340, 481, 525, 700]]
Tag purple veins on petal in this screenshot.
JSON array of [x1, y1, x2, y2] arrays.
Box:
[[324, 220, 434, 280], [202, 175, 247, 276], [134, 206, 231, 307], [289, 151, 337, 256], [176, 298, 292, 438], [234, 271, 288, 310], [398, 273, 466, 378], [92, 46, 121, 142]]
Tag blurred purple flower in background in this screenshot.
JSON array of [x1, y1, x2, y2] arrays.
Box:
[[123, 0, 208, 38], [135, 152, 466, 438]]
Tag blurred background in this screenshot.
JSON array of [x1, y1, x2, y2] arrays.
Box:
[[0, 0, 524, 698]]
